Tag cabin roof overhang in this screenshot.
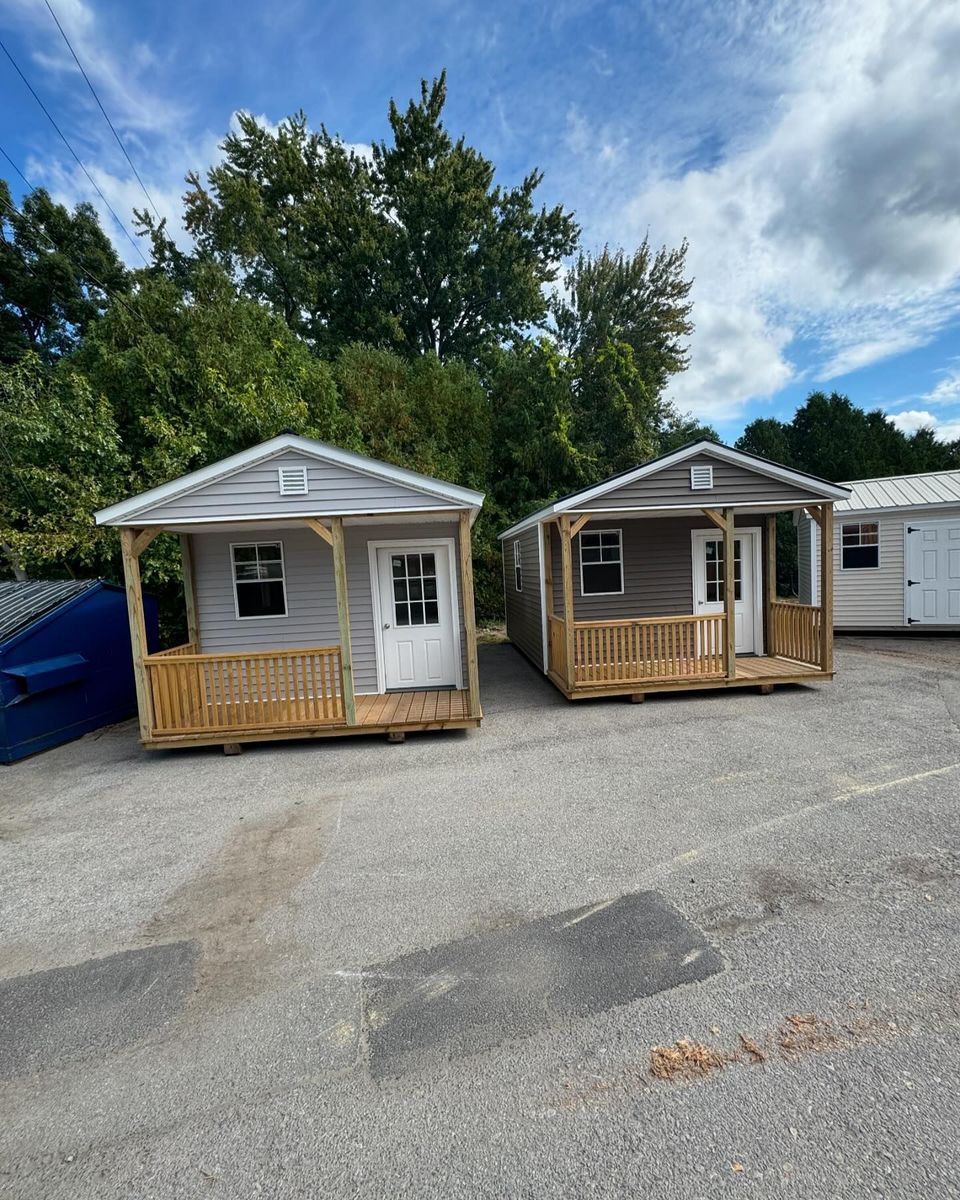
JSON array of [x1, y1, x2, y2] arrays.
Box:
[[498, 440, 850, 539], [94, 434, 485, 527]]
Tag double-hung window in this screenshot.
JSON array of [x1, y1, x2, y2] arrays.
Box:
[[579, 529, 623, 595], [231, 542, 287, 618], [841, 522, 879, 570], [513, 540, 522, 591]]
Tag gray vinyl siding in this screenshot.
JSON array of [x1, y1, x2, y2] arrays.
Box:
[[804, 505, 960, 628], [503, 527, 544, 670], [142, 451, 458, 522], [578, 454, 825, 511], [551, 516, 719, 619], [191, 521, 466, 692]]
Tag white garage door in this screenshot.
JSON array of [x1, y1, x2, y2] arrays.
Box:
[[905, 520, 960, 624]]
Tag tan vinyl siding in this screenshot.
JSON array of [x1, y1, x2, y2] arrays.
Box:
[[551, 516, 720, 619], [192, 520, 466, 692], [578, 454, 825, 511], [503, 526, 544, 669], [143, 450, 458, 522]]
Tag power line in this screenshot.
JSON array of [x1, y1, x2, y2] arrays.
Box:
[[0, 35, 148, 264], [0, 149, 155, 338], [43, 0, 162, 222]]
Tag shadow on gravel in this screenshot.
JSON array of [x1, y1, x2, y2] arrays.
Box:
[[363, 891, 723, 1077]]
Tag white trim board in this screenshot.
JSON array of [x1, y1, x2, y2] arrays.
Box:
[[95, 434, 485, 526], [366, 537, 464, 695]]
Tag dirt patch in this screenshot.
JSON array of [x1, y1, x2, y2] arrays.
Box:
[[142, 799, 340, 1008], [650, 1038, 726, 1081]]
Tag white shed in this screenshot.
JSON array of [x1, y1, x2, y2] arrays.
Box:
[[797, 468, 960, 629]]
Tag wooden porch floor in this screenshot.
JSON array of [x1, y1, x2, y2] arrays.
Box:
[[355, 689, 471, 727], [734, 655, 822, 681], [553, 654, 829, 700]]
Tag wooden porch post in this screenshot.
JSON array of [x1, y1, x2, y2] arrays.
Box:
[[330, 516, 356, 726], [179, 533, 199, 647], [723, 507, 736, 680], [820, 502, 834, 673], [120, 527, 153, 741], [458, 510, 481, 718], [560, 514, 576, 690], [764, 513, 777, 652]]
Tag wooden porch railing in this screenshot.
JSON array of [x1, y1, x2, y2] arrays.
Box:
[[769, 601, 822, 668], [547, 614, 567, 681], [151, 641, 198, 657], [143, 646, 345, 736], [554, 614, 726, 686]]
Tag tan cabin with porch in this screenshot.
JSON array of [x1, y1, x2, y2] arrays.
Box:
[[95, 434, 484, 751], [500, 441, 850, 701]]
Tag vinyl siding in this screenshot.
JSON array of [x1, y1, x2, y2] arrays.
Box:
[[503, 527, 544, 669], [797, 517, 815, 605], [802, 505, 960, 628], [143, 450, 459, 522], [192, 521, 466, 692], [551, 516, 722, 619], [796, 506, 960, 633], [578, 454, 825, 511]]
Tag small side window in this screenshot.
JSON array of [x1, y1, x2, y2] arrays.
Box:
[[841, 522, 879, 570], [514, 540, 522, 592]]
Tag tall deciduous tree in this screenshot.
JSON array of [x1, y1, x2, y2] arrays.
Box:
[[161, 73, 578, 365], [0, 181, 129, 365]]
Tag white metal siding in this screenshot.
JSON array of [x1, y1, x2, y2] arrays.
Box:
[[144, 450, 455, 522], [192, 521, 466, 692]]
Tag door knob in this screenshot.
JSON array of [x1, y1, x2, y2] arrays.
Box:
[[383, 622, 391, 629]]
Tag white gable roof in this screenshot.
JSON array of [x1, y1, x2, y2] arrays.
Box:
[[499, 440, 849, 538], [95, 434, 485, 526], [836, 468, 960, 513]]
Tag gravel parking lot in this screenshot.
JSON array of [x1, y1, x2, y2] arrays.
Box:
[[2, 637, 960, 1198]]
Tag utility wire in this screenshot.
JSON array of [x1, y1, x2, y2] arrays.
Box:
[[43, 0, 162, 222], [0, 35, 148, 264], [0, 149, 155, 338]]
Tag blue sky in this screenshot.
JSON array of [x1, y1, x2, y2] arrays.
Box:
[[2, 0, 960, 442]]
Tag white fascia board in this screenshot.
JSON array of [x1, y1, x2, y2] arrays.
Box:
[[95, 434, 485, 526]]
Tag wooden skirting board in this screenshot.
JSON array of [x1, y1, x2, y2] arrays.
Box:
[[144, 689, 480, 750], [548, 656, 830, 701]]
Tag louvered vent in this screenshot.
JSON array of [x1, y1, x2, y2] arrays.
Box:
[[690, 464, 714, 490], [278, 465, 309, 496]]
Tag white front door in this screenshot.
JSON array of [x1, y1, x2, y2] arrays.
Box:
[[375, 544, 459, 690], [692, 528, 760, 654], [905, 520, 960, 624]]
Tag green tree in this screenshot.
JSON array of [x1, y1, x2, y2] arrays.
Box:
[[0, 181, 129, 365], [735, 416, 793, 465], [164, 73, 578, 365]]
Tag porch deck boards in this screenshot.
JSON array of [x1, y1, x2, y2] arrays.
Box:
[[734, 655, 821, 680], [554, 653, 828, 700], [355, 689, 468, 726]]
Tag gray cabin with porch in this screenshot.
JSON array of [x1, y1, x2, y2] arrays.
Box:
[[500, 441, 850, 700], [95, 434, 484, 751]]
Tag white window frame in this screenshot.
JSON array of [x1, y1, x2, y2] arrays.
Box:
[[230, 540, 289, 620], [514, 539, 523, 591], [840, 521, 881, 571], [579, 527, 624, 596]]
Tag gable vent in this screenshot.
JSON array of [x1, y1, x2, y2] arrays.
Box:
[[690, 464, 714, 491], [278, 464, 309, 496]]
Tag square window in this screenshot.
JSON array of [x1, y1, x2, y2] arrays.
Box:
[[231, 543, 287, 618], [841, 523, 880, 569], [579, 529, 623, 595]]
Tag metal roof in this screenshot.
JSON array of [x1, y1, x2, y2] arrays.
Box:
[[837, 469, 960, 513], [0, 580, 97, 643]]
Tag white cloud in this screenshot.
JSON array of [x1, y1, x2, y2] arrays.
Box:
[[615, 0, 960, 420], [888, 409, 960, 442], [920, 364, 960, 407]]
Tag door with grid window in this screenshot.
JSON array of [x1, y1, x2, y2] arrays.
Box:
[[376, 545, 458, 690], [692, 529, 758, 654]]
